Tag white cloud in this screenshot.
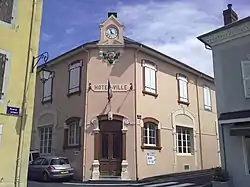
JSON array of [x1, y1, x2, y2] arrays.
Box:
[[115, 0, 250, 77], [66, 27, 75, 34], [40, 32, 53, 42]]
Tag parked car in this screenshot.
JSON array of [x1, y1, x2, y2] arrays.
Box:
[[29, 150, 40, 164], [28, 156, 74, 182]]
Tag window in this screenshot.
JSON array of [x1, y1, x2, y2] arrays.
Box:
[[64, 117, 81, 148], [51, 158, 69, 165], [0, 0, 14, 24], [176, 126, 193, 155], [141, 118, 161, 150], [68, 60, 82, 95], [41, 159, 49, 165], [177, 74, 189, 104], [68, 120, 80, 146], [42, 77, 53, 103], [0, 53, 7, 100], [203, 86, 212, 111], [241, 60, 250, 98], [39, 126, 52, 154], [142, 60, 157, 96], [32, 158, 43, 165]]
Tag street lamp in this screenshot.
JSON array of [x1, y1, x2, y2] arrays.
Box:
[[31, 52, 54, 82]]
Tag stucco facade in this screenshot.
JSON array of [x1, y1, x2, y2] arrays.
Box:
[[31, 13, 220, 181], [0, 0, 43, 187], [198, 5, 250, 187]]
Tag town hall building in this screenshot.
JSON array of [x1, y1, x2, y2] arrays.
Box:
[[31, 13, 220, 181]]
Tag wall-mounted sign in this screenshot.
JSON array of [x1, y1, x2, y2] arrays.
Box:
[[6, 106, 20, 116], [92, 84, 131, 92], [147, 152, 156, 165]]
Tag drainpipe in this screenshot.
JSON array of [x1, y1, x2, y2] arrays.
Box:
[[82, 48, 89, 181], [134, 45, 142, 181], [221, 123, 227, 171], [195, 75, 204, 170], [15, 0, 36, 187]]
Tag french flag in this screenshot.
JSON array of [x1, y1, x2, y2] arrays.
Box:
[[107, 79, 113, 102]]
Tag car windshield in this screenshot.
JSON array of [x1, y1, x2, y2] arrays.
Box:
[[33, 152, 40, 160], [51, 158, 69, 165]]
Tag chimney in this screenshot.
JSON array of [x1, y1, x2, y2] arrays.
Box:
[[108, 12, 117, 18], [223, 4, 238, 25]]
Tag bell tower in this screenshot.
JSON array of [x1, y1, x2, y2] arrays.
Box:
[[97, 12, 125, 65]]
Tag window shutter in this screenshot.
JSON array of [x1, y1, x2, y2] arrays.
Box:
[[156, 129, 161, 148], [150, 69, 156, 90], [180, 80, 188, 99], [0, 54, 6, 99], [141, 127, 144, 146], [43, 78, 52, 98], [63, 129, 68, 149], [241, 61, 250, 98], [144, 67, 151, 89], [203, 87, 208, 106], [0, 0, 14, 24], [78, 126, 81, 150]]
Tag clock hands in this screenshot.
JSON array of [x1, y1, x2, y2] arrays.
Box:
[[109, 29, 114, 35]]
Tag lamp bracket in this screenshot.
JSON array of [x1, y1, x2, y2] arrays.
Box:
[[31, 52, 49, 73]]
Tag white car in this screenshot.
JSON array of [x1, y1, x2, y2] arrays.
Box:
[[29, 150, 40, 164]]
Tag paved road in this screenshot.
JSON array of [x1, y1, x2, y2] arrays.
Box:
[[28, 180, 212, 187]]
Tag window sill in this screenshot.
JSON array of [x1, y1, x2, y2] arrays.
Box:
[[41, 98, 52, 104], [141, 145, 162, 151], [0, 20, 15, 29], [67, 90, 81, 97], [176, 153, 193, 156], [63, 144, 80, 149], [204, 107, 212, 112], [178, 100, 190, 106], [142, 90, 158, 98]]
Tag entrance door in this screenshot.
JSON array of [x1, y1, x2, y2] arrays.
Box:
[[99, 131, 122, 176]]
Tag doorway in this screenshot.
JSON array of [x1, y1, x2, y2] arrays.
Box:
[[99, 120, 122, 177]]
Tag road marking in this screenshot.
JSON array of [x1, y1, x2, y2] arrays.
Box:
[[169, 183, 195, 187], [63, 183, 84, 185], [143, 181, 178, 187], [62, 182, 134, 186]]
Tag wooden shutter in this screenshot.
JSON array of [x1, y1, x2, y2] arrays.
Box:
[[78, 125, 81, 150], [156, 129, 161, 148], [0, 0, 14, 24], [63, 129, 68, 149], [0, 53, 6, 99], [141, 127, 144, 147], [241, 61, 250, 98]]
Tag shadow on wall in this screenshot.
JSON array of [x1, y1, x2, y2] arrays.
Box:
[[108, 53, 132, 78], [15, 108, 27, 135]]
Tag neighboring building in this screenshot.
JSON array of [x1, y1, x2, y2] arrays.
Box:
[[198, 4, 250, 187], [31, 13, 220, 181], [0, 0, 43, 187]]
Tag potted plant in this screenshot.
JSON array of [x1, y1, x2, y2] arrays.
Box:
[[212, 167, 232, 187]]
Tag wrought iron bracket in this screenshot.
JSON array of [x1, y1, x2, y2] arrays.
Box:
[[31, 52, 49, 73]]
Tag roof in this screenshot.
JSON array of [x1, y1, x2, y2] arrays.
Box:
[[198, 16, 250, 46], [38, 36, 214, 81]]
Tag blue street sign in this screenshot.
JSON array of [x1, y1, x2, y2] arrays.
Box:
[[6, 106, 20, 116]]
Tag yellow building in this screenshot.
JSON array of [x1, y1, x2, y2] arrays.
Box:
[[0, 1, 43, 187]]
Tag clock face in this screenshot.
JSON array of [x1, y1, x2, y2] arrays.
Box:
[[105, 27, 118, 39]]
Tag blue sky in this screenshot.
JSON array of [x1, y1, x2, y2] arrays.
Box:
[[39, 0, 250, 76]]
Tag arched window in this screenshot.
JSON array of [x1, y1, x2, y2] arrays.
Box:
[[63, 117, 81, 149], [141, 117, 161, 150]]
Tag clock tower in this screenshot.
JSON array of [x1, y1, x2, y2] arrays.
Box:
[[97, 12, 125, 65]]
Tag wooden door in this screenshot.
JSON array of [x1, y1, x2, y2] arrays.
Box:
[[99, 131, 122, 176]]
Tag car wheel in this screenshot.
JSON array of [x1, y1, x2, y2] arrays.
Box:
[[43, 172, 49, 182]]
